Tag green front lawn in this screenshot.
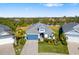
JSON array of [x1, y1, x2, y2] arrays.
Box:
[[38, 41, 69, 54]]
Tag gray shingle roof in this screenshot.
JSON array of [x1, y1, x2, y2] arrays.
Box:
[[26, 23, 53, 36], [62, 23, 79, 38], [62, 22, 78, 33], [0, 24, 11, 32], [0, 24, 12, 36]]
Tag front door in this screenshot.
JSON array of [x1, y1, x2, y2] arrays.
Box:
[[40, 33, 44, 38]]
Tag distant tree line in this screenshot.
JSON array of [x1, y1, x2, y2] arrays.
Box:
[[0, 16, 79, 31]]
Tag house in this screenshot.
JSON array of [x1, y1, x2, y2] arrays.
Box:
[[62, 22, 79, 54], [25, 23, 53, 40], [0, 24, 15, 54], [0, 24, 14, 45]]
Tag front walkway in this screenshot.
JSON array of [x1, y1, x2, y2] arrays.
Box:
[[21, 40, 38, 55]]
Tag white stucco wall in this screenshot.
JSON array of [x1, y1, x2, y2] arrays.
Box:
[[66, 36, 79, 43], [0, 37, 14, 45]]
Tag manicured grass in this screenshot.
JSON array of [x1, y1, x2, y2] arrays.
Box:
[[38, 41, 69, 54]]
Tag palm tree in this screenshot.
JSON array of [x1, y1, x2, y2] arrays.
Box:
[[15, 29, 25, 39], [15, 28, 25, 45]]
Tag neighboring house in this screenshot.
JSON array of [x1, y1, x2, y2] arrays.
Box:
[[62, 22, 79, 54], [0, 24, 15, 55], [25, 23, 53, 40], [0, 24, 14, 45], [62, 22, 78, 33]]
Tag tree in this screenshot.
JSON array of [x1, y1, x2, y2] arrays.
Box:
[[59, 26, 67, 45], [15, 29, 25, 40]]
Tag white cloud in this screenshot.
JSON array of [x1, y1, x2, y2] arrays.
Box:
[[43, 3, 64, 7]]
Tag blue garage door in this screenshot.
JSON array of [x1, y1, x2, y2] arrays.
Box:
[[27, 35, 38, 40]]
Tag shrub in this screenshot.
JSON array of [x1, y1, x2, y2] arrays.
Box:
[[44, 38, 54, 44], [19, 39, 26, 45]]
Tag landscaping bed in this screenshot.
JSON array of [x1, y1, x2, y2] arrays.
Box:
[[14, 39, 26, 55]]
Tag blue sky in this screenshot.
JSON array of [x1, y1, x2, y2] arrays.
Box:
[[0, 3, 79, 17]]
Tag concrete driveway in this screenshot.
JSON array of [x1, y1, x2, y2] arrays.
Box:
[[0, 43, 15, 55], [21, 40, 38, 55]]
